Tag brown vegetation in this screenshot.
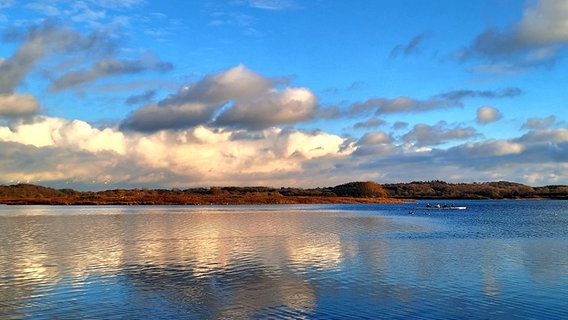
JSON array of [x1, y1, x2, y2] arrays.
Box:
[[0, 181, 400, 205], [0, 180, 566, 205]]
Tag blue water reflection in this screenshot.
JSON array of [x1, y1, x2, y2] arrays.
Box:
[[0, 201, 567, 319]]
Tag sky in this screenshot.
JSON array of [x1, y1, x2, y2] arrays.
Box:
[[0, 0, 567, 190]]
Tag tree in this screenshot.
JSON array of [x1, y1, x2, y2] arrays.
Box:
[[332, 181, 388, 198]]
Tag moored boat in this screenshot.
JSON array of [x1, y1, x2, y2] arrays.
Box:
[[415, 203, 467, 210]]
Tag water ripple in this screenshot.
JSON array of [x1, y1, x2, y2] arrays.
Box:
[[1, 203, 567, 319]]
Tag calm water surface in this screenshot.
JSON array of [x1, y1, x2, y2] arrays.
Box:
[[1, 200, 567, 319]]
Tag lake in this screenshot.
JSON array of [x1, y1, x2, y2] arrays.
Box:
[[1, 200, 567, 319]]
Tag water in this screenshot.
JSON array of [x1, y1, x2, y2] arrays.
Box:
[[1, 200, 567, 319]]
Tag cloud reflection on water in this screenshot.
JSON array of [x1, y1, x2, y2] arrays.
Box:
[[1, 204, 567, 319]]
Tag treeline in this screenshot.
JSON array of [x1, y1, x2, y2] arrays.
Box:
[[0, 181, 393, 205], [0, 180, 567, 205], [383, 180, 568, 199]]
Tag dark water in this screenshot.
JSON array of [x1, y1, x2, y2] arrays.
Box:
[[1, 200, 567, 319]]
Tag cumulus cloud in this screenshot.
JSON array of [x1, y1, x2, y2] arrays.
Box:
[[215, 87, 316, 129], [402, 121, 479, 147], [0, 93, 40, 116], [0, 116, 351, 188], [460, 0, 568, 72], [122, 65, 317, 132], [476, 106, 502, 124], [2, 113, 568, 188], [162, 64, 274, 106], [120, 102, 216, 132], [0, 116, 126, 153]]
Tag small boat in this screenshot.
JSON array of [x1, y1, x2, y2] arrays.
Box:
[[415, 205, 467, 210]]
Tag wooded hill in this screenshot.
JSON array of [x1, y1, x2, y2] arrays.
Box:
[[0, 180, 566, 205]]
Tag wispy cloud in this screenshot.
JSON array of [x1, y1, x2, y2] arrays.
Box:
[[353, 118, 385, 130], [248, 0, 297, 10], [50, 57, 173, 91], [390, 33, 427, 58], [402, 121, 480, 147], [125, 89, 157, 105], [521, 116, 556, 130], [348, 87, 521, 117], [436, 87, 522, 100], [350, 96, 458, 115]]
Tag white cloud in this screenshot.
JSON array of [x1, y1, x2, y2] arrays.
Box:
[[0, 116, 126, 154], [0, 117, 351, 188], [476, 106, 502, 124], [2, 114, 568, 188]]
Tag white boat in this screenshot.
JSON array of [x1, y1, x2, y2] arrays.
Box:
[[414, 206, 467, 210]]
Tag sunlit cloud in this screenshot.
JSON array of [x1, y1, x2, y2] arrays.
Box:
[[476, 106, 502, 124], [122, 64, 316, 132], [460, 0, 568, 73], [0, 93, 39, 116]]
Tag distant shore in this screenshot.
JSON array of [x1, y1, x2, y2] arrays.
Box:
[[0, 195, 408, 206], [1, 180, 566, 205]]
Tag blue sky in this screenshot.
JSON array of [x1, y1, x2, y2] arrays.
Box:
[[0, 0, 567, 190]]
